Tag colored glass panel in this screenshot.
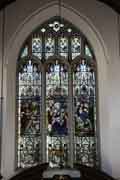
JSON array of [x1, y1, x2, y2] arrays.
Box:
[[73, 59, 97, 166], [58, 37, 68, 58], [47, 136, 69, 168], [72, 37, 81, 59], [32, 37, 42, 59], [46, 63, 68, 97], [74, 136, 97, 167], [17, 59, 41, 168], [17, 17, 98, 169], [18, 136, 41, 168], [46, 62, 68, 136], [49, 21, 64, 32], [46, 98, 68, 136], [45, 37, 55, 59], [85, 44, 93, 58], [21, 46, 28, 58], [73, 59, 96, 136]]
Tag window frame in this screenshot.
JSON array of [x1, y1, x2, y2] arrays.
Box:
[[16, 16, 99, 169]]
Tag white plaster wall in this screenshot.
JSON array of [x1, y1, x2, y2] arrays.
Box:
[[0, 11, 3, 98], [107, 58, 120, 179], [0, 11, 3, 169], [0, 0, 120, 179]]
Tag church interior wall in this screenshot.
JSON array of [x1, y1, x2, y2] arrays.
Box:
[[0, 0, 120, 179]]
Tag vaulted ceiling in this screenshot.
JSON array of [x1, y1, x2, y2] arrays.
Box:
[[0, 0, 120, 14]]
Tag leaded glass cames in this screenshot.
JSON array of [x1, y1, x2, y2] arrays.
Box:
[[16, 17, 99, 169]]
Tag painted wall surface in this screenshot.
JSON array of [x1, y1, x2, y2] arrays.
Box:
[[0, 11, 3, 98], [0, 0, 120, 179]]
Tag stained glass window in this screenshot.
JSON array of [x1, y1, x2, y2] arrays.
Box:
[[16, 17, 99, 169], [17, 58, 42, 168], [32, 37, 42, 59], [58, 37, 68, 58], [45, 37, 55, 59], [73, 59, 97, 166], [72, 37, 81, 59], [85, 44, 93, 58], [20, 46, 28, 58]]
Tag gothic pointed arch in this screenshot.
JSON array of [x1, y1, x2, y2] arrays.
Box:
[[16, 16, 99, 168]]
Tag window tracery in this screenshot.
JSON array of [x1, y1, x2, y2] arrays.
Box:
[[16, 17, 99, 168]]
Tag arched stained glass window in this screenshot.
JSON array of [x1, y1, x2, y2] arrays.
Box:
[[17, 57, 42, 168], [16, 17, 99, 169]]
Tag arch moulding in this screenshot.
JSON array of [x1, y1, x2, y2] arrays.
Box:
[[1, 2, 110, 178]]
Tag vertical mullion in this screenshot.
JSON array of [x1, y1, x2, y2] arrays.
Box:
[[68, 65, 74, 168], [68, 35, 72, 62], [68, 34, 74, 167], [41, 67, 46, 162], [81, 36, 85, 57], [68, 32, 74, 167], [42, 33, 45, 60], [28, 36, 32, 56], [55, 33, 58, 56], [41, 32, 46, 162]]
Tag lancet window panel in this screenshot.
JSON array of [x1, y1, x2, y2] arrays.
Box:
[[58, 37, 68, 58], [45, 60, 69, 168], [17, 57, 42, 168], [71, 36, 81, 59], [73, 59, 96, 136], [45, 37, 55, 59], [74, 136, 97, 167], [32, 37, 42, 59], [20, 46, 28, 58], [16, 17, 99, 169], [46, 136, 69, 168]]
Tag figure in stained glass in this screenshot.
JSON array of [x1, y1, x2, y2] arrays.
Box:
[[59, 37, 68, 58], [17, 17, 98, 168], [32, 38, 42, 59], [47, 136, 68, 168], [72, 37, 81, 59], [47, 99, 68, 135], [45, 37, 55, 58]]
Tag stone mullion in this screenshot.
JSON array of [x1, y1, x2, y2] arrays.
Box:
[[41, 32, 46, 163], [81, 36, 85, 57], [27, 35, 32, 56], [41, 67, 46, 163], [55, 34, 58, 56], [68, 66, 74, 167], [67, 34, 74, 167]]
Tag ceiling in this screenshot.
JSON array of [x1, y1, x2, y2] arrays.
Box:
[[0, 0, 120, 14]]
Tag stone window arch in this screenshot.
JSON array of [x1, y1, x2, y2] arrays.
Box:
[[16, 17, 99, 168]]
